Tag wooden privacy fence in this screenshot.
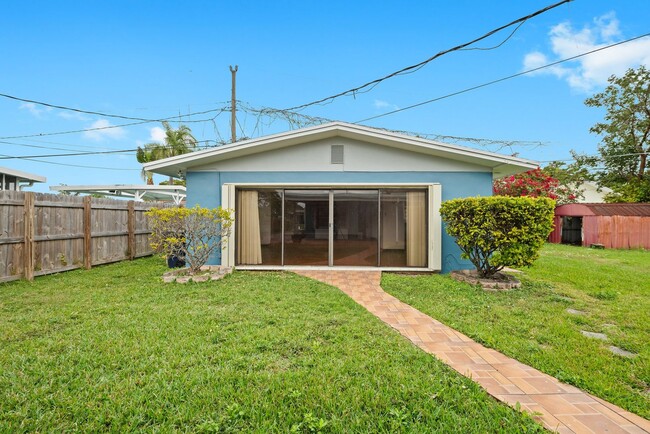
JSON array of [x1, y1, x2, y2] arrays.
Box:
[[0, 190, 173, 282]]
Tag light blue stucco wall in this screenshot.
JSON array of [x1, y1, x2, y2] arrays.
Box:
[[186, 171, 493, 273]]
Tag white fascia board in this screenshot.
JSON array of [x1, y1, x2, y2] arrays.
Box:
[[50, 184, 186, 193], [336, 124, 539, 167], [144, 122, 539, 176], [0, 166, 46, 183]]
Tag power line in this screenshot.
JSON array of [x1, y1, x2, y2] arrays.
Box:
[[3, 92, 156, 122], [0, 140, 105, 151], [0, 149, 136, 159], [1, 137, 220, 153], [355, 32, 650, 123], [0, 107, 230, 140], [284, 0, 572, 111], [0, 139, 221, 160], [0, 155, 139, 171], [540, 152, 648, 163], [236, 100, 550, 149], [2, 91, 229, 123], [460, 21, 526, 52], [6, 137, 129, 151]]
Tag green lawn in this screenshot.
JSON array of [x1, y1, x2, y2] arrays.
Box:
[[382, 243, 649, 419], [0, 258, 543, 433]]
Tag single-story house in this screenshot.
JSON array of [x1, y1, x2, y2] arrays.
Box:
[[0, 166, 46, 191], [144, 122, 537, 273], [549, 203, 650, 249]]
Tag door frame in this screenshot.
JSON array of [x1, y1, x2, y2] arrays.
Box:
[[221, 183, 441, 271]]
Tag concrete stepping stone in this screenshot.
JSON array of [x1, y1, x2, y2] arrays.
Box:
[[608, 346, 637, 358], [566, 308, 586, 315], [580, 330, 608, 340]]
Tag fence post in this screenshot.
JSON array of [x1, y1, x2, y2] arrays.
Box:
[[83, 196, 92, 269], [127, 201, 135, 260], [23, 192, 35, 281]]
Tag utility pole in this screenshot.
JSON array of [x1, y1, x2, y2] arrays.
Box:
[[229, 65, 238, 143]]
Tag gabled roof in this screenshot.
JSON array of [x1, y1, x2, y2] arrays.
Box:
[[144, 122, 538, 178], [0, 166, 46, 183]]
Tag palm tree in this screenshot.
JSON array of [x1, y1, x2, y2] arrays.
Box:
[[136, 121, 198, 185], [136, 144, 163, 185]]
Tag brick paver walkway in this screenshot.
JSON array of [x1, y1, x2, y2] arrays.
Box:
[[295, 270, 650, 434]]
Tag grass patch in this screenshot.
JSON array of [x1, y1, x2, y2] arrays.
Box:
[[0, 258, 544, 432], [382, 244, 649, 419]]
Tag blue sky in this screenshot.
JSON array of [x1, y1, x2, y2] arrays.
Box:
[[2, 0, 650, 192]]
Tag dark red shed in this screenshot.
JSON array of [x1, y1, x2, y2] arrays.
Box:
[[549, 203, 650, 249]]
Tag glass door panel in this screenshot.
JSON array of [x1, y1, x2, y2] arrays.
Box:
[[380, 189, 427, 267], [258, 190, 283, 265], [333, 190, 379, 266], [236, 189, 283, 265], [284, 190, 330, 265]]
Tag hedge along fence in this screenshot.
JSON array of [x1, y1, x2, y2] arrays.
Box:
[[0, 190, 174, 282]]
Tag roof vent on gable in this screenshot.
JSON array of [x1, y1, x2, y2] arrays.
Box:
[[331, 145, 344, 164]]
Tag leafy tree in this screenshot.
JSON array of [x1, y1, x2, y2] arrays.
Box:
[[146, 205, 233, 274], [440, 196, 555, 278], [136, 121, 198, 185], [578, 65, 650, 202], [543, 159, 593, 189], [493, 167, 581, 204], [158, 179, 186, 186], [603, 177, 650, 203]]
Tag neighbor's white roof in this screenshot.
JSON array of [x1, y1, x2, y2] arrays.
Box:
[[144, 122, 538, 178], [49, 184, 186, 204], [0, 166, 46, 183]]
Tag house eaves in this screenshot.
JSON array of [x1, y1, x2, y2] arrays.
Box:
[[143, 122, 538, 178], [0, 166, 47, 183]]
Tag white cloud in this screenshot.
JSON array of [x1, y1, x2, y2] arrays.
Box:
[[58, 111, 90, 121], [83, 119, 126, 141], [19, 102, 52, 117], [523, 13, 650, 92], [373, 99, 399, 111], [149, 126, 166, 143]]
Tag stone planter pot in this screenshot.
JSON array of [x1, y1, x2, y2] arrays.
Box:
[[162, 265, 233, 283], [166, 255, 186, 268]]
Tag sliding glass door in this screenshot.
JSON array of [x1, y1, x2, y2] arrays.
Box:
[[333, 190, 378, 266], [236, 187, 427, 268], [284, 190, 330, 266], [236, 189, 283, 265], [379, 190, 427, 267]]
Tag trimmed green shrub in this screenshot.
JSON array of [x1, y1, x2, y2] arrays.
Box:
[[440, 196, 555, 277], [146, 205, 233, 273]]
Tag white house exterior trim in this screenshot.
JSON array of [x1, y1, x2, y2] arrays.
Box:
[[145, 122, 538, 179]]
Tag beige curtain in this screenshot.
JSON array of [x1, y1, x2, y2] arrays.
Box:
[[236, 190, 262, 264], [406, 191, 426, 267]]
